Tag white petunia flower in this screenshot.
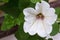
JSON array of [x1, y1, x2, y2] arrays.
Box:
[[23, 0, 57, 37]]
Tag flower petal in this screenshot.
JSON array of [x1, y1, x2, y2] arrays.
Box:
[[43, 21, 52, 35], [43, 8, 56, 17], [44, 14, 57, 25], [24, 15, 36, 23], [23, 8, 37, 16], [35, 1, 50, 14], [24, 20, 38, 35], [42, 8, 57, 25], [41, 1, 50, 9], [35, 2, 42, 13], [23, 22, 33, 33], [36, 20, 52, 37], [28, 21, 38, 35]]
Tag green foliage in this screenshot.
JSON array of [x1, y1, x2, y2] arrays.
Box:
[[1, 14, 15, 31], [0, 0, 20, 18], [0, 0, 33, 18], [45, 0, 48, 2], [15, 23, 45, 40], [18, 0, 30, 12], [30, 0, 41, 3], [2, 0, 9, 2], [0, 0, 9, 3], [58, 24, 60, 33], [15, 13, 24, 25], [27, 35, 45, 40], [55, 7, 60, 18], [50, 23, 59, 36], [48, 38, 53, 40], [1, 12, 24, 31], [28, 2, 35, 8], [15, 23, 30, 40], [55, 7, 60, 33], [1, 13, 24, 31]]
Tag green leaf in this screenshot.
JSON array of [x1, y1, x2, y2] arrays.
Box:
[[15, 13, 24, 25], [30, 0, 41, 3], [45, 0, 48, 2], [58, 24, 60, 33], [28, 2, 35, 8], [2, 0, 9, 3], [1, 14, 15, 31], [18, 0, 30, 12], [0, 0, 20, 18], [50, 23, 59, 36], [15, 23, 29, 40], [55, 7, 60, 18], [48, 38, 53, 40], [0, 0, 9, 2], [28, 35, 45, 40]]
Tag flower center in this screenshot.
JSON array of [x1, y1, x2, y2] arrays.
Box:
[[36, 13, 44, 20]]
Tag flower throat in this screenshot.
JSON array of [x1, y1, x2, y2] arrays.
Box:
[[36, 13, 44, 20]]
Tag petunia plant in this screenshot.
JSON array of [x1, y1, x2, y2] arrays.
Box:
[[23, 0, 57, 38], [0, 0, 60, 40]]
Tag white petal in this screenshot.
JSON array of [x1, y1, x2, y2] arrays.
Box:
[[24, 15, 36, 23], [43, 21, 52, 35], [28, 21, 38, 35], [36, 20, 52, 37], [41, 1, 50, 9], [41, 1, 50, 15], [37, 20, 47, 37], [43, 8, 56, 17], [24, 20, 38, 35], [35, 1, 50, 15], [23, 22, 33, 33], [35, 2, 42, 13], [44, 14, 57, 25], [42, 8, 57, 25], [23, 8, 37, 16]]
